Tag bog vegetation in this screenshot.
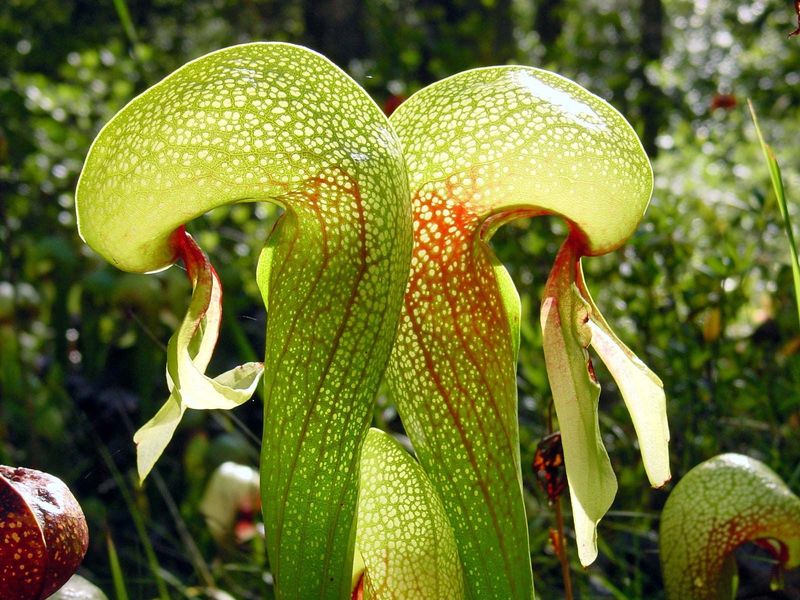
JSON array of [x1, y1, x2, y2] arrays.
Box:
[[1, 1, 799, 598]]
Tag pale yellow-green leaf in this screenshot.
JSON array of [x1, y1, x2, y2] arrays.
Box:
[[133, 393, 183, 484], [575, 265, 669, 488], [134, 361, 262, 483], [355, 429, 464, 600], [587, 320, 669, 487]]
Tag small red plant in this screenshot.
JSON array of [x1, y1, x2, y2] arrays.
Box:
[[710, 93, 737, 112], [533, 432, 568, 505], [382, 93, 406, 116]]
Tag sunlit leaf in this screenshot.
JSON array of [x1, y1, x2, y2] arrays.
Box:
[[749, 100, 800, 328], [133, 230, 263, 482], [541, 248, 617, 566], [77, 43, 411, 598], [387, 65, 661, 588], [660, 454, 800, 600], [575, 265, 670, 488]]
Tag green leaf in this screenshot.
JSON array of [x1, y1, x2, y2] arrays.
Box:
[[387, 65, 657, 593], [77, 43, 412, 599], [355, 429, 464, 600], [660, 454, 800, 600], [106, 532, 128, 600]]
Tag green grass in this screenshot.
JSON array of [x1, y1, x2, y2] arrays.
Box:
[[106, 531, 129, 600], [749, 99, 800, 329]]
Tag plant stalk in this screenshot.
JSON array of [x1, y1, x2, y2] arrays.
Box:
[[554, 491, 575, 600]]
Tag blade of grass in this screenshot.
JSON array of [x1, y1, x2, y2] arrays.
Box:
[[110, 0, 150, 82], [150, 468, 216, 589], [96, 441, 171, 600], [113, 401, 221, 592], [111, 0, 139, 47], [748, 99, 800, 328], [106, 531, 130, 600]]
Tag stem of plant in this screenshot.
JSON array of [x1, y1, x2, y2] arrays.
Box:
[[554, 492, 575, 600], [546, 396, 574, 600]]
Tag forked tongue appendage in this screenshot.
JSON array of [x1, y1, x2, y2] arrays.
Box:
[[574, 260, 671, 488], [541, 236, 616, 567], [134, 228, 264, 483], [541, 236, 669, 566]]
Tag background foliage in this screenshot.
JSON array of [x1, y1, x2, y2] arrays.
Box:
[[1, 0, 799, 598]]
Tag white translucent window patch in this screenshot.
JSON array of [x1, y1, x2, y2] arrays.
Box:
[[513, 70, 608, 133]]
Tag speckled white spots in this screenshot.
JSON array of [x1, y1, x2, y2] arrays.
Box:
[[76, 43, 412, 599], [391, 66, 652, 257], [660, 454, 800, 600], [0, 466, 89, 600], [387, 65, 654, 599], [355, 429, 464, 599]]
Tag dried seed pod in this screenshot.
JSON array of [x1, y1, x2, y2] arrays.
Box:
[[0, 466, 89, 600]]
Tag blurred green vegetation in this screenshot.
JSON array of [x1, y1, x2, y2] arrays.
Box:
[[1, 0, 799, 598]]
